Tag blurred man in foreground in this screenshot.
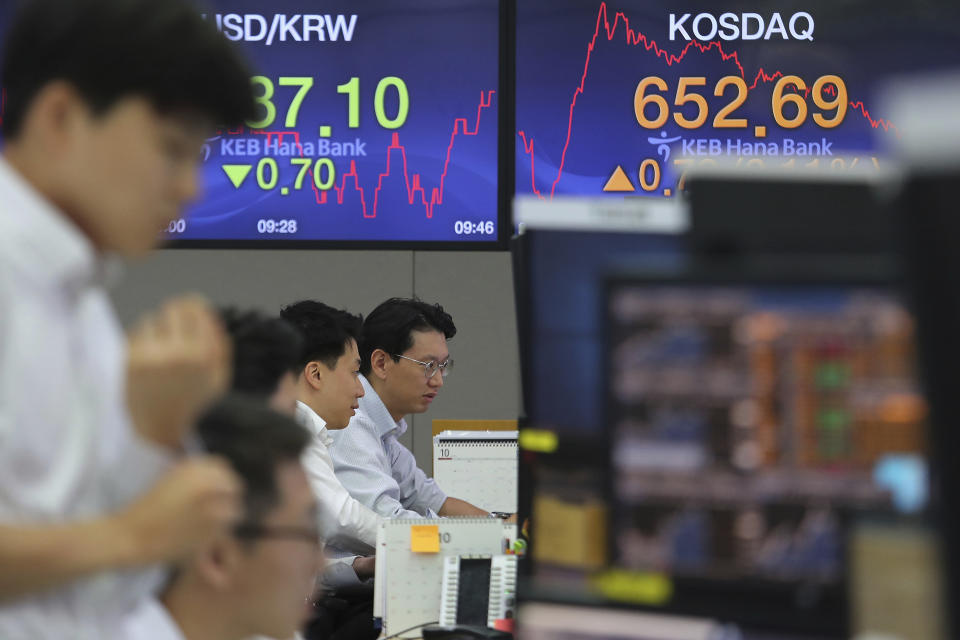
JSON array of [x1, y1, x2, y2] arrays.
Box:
[[0, 0, 255, 636], [124, 396, 321, 640]]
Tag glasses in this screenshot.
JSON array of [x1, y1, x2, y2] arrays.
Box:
[[233, 522, 323, 548], [393, 354, 454, 379]]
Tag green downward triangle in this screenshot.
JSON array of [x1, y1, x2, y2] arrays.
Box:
[[222, 164, 253, 189]]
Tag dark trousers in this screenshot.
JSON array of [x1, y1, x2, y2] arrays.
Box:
[[303, 592, 380, 640]]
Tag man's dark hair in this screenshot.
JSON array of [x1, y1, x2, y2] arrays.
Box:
[[359, 298, 456, 376], [0, 0, 256, 139], [279, 300, 363, 371], [220, 308, 303, 400], [197, 394, 310, 528]]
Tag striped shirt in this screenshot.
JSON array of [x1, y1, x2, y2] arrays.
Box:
[[329, 375, 447, 519]]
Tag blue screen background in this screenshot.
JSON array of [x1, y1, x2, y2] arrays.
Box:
[[179, 0, 500, 242], [516, 0, 960, 199]]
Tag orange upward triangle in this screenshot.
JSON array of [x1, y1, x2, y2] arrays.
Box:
[[603, 165, 635, 192]]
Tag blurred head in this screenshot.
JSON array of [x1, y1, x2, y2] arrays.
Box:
[[0, 0, 255, 256], [280, 300, 365, 430], [165, 395, 318, 640], [360, 297, 456, 420], [221, 308, 303, 416]]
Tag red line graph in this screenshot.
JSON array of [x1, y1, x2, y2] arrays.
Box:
[[239, 90, 494, 219], [518, 1, 898, 199], [746, 68, 895, 133], [356, 89, 493, 219]]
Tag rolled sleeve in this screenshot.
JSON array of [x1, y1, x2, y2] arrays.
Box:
[[320, 555, 367, 589]]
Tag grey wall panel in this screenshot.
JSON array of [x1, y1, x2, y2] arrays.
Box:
[[111, 249, 412, 325], [109, 248, 521, 475], [111, 248, 417, 450], [410, 251, 522, 477]]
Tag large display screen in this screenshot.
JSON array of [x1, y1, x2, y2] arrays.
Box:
[[0, 1, 503, 246], [606, 282, 927, 582], [92, 0, 501, 247], [594, 277, 929, 635], [516, 0, 960, 199], [178, 0, 501, 245]]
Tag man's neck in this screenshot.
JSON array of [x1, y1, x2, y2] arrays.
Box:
[[3, 145, 34, 182], [163, 584, 242, 640], [2, 146, 91, 246], [367, 376, 404, 423], [295, 385, 329, 426]]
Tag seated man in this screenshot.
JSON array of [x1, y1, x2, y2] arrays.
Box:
[[279, 301, 380, 567], [221, 308, 303, 416], [124, 395, 320, 640], [330, 298, 488, 518]]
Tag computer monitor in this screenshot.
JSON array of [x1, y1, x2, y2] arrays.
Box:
[[513, 173, 937, 638], [510, 222, 687, 631], [186, 0, 508, 247], [897, 169, 960, 640], [601, 264, 928, 636], [515, 0, 960, 201], [512, 227, 685, 430], [0, 0, 510, 247]]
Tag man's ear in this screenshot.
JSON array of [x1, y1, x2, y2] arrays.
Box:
[[370, 349, 391, 381], [193, 535, 242, 591], [304, 361, 326, 391], [27, 81, 87, 155]]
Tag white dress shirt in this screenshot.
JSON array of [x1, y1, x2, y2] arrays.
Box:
[[123, 600, 305, 640], [328, 376, 447, 519], [0, 158, 171, 639], [123, 597, 308, 640], [122, 598, 185, 640], [294, 401, 379, 555]]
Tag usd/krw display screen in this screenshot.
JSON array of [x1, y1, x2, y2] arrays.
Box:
[[174, 0, 501, 245]]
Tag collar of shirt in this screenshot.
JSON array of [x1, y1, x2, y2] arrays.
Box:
[[295, 400, 334, 448], [0, 156, 123, 295], [123, 597, 186, 640], [358, 374, 407, 439]]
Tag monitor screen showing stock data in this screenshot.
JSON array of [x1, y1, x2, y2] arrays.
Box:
[[0, 1, 505, 246], [515, 0, 960, 200], [174, 0, 503, 246]]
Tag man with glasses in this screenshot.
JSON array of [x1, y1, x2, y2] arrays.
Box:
[[330, 298, 489, 518], [124, 395, 321, 640]]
